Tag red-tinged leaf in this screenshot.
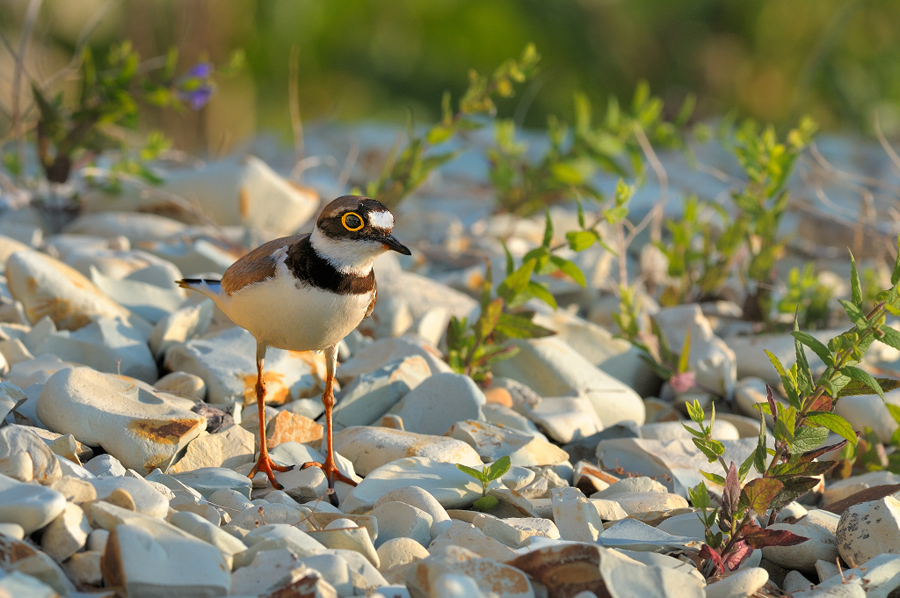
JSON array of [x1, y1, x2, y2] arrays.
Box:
[[766, 385, 778, 424], [723, 462, 740, 518], [807, 394, 833, 413], [699, 544, 726, 574], [770, 460, 837, 478], [768, 477, 820, 512], [722, 540, 753, 572], [797, 437, 854, 463], [743, 527, 809, 549], [739, 478, 783, 513]]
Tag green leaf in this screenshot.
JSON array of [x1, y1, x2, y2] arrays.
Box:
[[542, 209, 553, 248], [807, 411, 858, 444], [771, 460, 837, 478], [791, 331, 833, 366], [693, 437, 725, 462], [768, 477, 820, 512], [685, 399, 705, 424], [739, 450, 755, 481], [426, 124, 455, 145], [525, 281, 557, 309], [456, 463, 486, 483], [837, 377, 900, 398], [739, 478, 783, 513], [486, 455, 511, 481], [879, 326, 900, 352], [498, 259, 536, 302], [754, 411, 767, 474], [677, 330, 692, 374], [700, 470, 726, 486], [766, 350, 800, 406], [473, 495, 499, 511], [893, 237, 900, 286], [566, 230, 597, 252], [886, 403, 900, 425], [790, 424, 829, 452], [474, 298, 504, 342], [842, 366, 885, 400], [494, 313, 555, 339], [840, 299, 869, 329], [849, 251, 863, 309], [688, 482, 710, 509], [549, 256, 586, 287]]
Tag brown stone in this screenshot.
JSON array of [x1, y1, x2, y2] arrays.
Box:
[[484, 386, 514, 407], [822, 483, 900, 515], [507, 543, 610, 598]]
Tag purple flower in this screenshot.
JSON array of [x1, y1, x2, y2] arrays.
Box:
[[669, 371, 696, 394], [176, 62, 215, 110]]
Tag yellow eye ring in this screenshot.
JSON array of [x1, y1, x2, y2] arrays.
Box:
[[341, 212, 364, 231]]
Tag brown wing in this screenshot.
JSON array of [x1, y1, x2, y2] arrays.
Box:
[[365, 279, 377, 318], [221, 234, 307, 295]]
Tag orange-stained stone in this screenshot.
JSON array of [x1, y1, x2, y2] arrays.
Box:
[[127, 418, 203, 444], [484, 386, 513, 407], [242, 371, 291, 406], [266, 410, 323, 448]]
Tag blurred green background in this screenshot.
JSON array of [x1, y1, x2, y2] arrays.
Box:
[[3, 0, 900, 155]]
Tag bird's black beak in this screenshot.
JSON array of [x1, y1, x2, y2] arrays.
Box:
[[379, 232, 411, 255]]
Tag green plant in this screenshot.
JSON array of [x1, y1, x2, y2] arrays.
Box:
[[21, 42, 242, 186], [457, 455, 511, 511], [775, 263, 834, 330], [488, 83, 703, 216], [364, 44, 540, 208], [686, 245, 900, 576], [447, 181, 632, 383]]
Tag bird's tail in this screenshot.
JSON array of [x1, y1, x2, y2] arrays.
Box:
[[177, 278, 223, 300]]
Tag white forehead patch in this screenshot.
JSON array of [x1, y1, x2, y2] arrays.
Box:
[[368, 210, 394, 230]]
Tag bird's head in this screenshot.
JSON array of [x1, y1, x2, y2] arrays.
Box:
[[310, 195, 411, 275]]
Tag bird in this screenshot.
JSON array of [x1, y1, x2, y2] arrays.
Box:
[[177, 195, 411, 504]]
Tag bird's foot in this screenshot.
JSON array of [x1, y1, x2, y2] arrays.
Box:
[[301, 460, 358, 506], [249, 454, 293, 490]]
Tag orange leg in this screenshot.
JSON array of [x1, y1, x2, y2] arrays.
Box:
[[301, 344, 357, 506], [248, 342, 292, 489]]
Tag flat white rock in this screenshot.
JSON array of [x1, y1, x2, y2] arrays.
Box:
[[447, 419, 569, 466], [170, 424, 255, 473], [0, 472, 66, 534], [332, 355, 431, 427], [333, 426, 482, 476], [386, 372, 485, 436], [37, 367, 206, 474]]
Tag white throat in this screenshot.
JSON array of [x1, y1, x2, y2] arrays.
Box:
[[310, 227, 384, 276]]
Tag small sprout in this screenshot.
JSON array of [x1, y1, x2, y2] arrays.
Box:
[[457, 456, 511, 511]]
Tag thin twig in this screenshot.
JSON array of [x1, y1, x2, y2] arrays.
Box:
[[633, 122, 668, 244], [288, 44, 305, 181]]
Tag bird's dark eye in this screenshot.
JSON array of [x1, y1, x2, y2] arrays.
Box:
[[342, 212, 364, 231]]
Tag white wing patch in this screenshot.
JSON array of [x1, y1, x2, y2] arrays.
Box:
[[368, 210, 394, 230]]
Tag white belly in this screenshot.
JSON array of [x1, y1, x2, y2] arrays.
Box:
[[217, 272, 371, 352]]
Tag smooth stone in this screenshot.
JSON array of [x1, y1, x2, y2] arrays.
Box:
[[551, 487, 606, 543], [257, 441, 359, 500], [40, 501, 91, 561], [154, 371, 207, 401], [653, 304, 737, 398], [824, 471, 900, 505], [37, 367, 206, 474], [164, 325, 326, 406], [762, 510, 840, 573], [386, 372, 485, 436], [362, 294, 414, 339], [334, 335, 452, 385], [377, 537, 430, 571], [791, 584, 866, 597], [333, 426, 482, 476], [641, 419, 740, 441], [703, 567, 768, 598], [149, 299, 213, 360], [0, 472, 66, 534], [64, 550, 104, 587], [835, 391, 900, 444], [508, 543, 606, 598], [0, 533, 76, 595], [340, 457, 484, 514], [429, 521, 518, 562], [815, 559, 842, 583], [816, 553, 900, 598], [0, 382, 23, 423], [4, 353, 76, 389], [0, 523, 24, 539], [446, 419, 569, 467], [266, 409, 323, 446], [226, 503, 312, 534], [84, 453, 127, 477], [589, 498, 629, 521], [0, 425, 61, 484], [524, 394, 604, 444], [374, 264, 478, 322], [172, 467, 253, 500], [310, 513, 378, 543], [606, 491, 689, 516], [596, 518, 702, 552], [101, 518, 231, 597], [406, 544, 533, 598], [64, 211, 187, 242], [276, 466, 329, 503], [836, 496, 900, 567], [235, 524, 327, 569], [332, 355, 431, 428], [655, 512, 707, 540], [146, 470, 217, 521], [473, 514, 560, 547], [308, 526, 380, 569], [372, 486, 452, 540], [594, 476, 667, 497], [0, 234, 32, 274], [171, 424, 255, 473], [784, 570, 816, 594], [492, 336, 646, 427], [596, 437, 763, 496], [88, 475, 170, 518], [6, 249, 134, 330], [482, 403, 544, 437], [371, 501, 433, 548], [90, 264, 185, 324]]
